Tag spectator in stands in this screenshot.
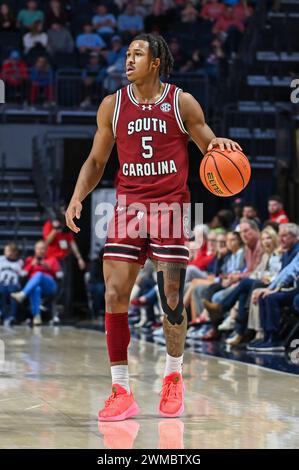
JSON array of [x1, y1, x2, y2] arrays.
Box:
[[0, 2, 16, 31], [47, 22, 74, 55], [204, 226, 281, 345], [43, 204, 86, 271], [233, 0, 253, 23], [45, 0, 70, 29], [242, 204, 261, 228], [267, 195, 289, 224], [11, 240, 61, 326], [76, 22, 107, 55], [186, 226, 217, 282], [102, 34, 127, 93], [186, 230, 245, 328], [43, 203, 86, 317], [168, 37, 193, 73], [23, 20, 48, 54], [92, 3, 117, 37], [85, 248, 105, 318], [200, 0, 225, 22], [1, 50, 28, 102], [177, 2, 200, 36], [212, 5, 245, 55], [203, 36, 226, 79], [117, 2, 144, 42], [231, 197, 243, 229], [0, 243, 23, 327], [80, 51, 107, 107], [189, 48, 205, 73], [17, 0, 44, 31], [29, 56, 54, 105], [144, 0, 174, 34], [210, 209, 234, 232], [254, 250, 299, 352]]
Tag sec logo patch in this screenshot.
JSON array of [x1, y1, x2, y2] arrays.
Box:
[[160, 102, 172, 112]]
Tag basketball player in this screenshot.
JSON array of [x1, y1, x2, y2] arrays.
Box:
[[66, 34, 241, 421]]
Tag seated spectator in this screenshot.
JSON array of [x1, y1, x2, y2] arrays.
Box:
[[203, 36, 226, 80], [233, 0, 253, 23], [1, 50, 28, 102], [254, 250, 299, 352], [230, 197, 243, 230], [92, 3, 117, 36], [200, 0, 225, 22], [23, 20, 48, 54], [45, 0, 70, 29], [47, 22, 74, 55], [186, 231, 245, 326], [0, 243, 23, 327], [85, 249, 105, 319], [242, 204, 261, 228], [102, 34, 127, 93], [76, 22, 107, 55], [11, 240, 62, 326], [144, 0, 174, 34], [204, 226, 281, 345], [80, 51, 107, 107], [29, 56, 54, 105], [186, 225, 217, 282], [17, 0, 44, 31], [268, 195, 289, 225], [0, 2, 16, 31], [212, 5, 245, 55], [189, 48, 205, 74], [210, 209, 234, 232], [117, 2, 144, 41], [168, 37, 193, 73], [176, 2, 200, 36]]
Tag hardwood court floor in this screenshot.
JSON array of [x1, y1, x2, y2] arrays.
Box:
[[0, 326, 299, 449]]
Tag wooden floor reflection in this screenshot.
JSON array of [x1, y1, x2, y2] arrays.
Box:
[[0, 326, 299, 449]]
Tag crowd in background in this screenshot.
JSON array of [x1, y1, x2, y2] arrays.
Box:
[[0, 0, 255, 106], [128, 195, 299, 353], [1, 193, 298, 355]]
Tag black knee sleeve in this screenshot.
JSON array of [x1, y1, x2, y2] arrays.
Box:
[[157, 268, 186, 325]]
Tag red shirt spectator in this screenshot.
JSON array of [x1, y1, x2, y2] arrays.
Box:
[[268, 196, 289, 225], [189, 241, 216, 270], [1, 50, 28, 86], [270, 209, 289, 225], [43, 220, 75, 260], [233, 1, 253, 23], [213, 7, 245, 33], [200, 0, 225, 22], [24, 255, 60, 279]]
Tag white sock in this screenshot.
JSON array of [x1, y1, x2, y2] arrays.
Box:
[[164, 353, 184, 377], [111, 365, 130, 393]]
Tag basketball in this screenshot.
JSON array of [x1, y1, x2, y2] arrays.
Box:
[[199, 148, 251, 197]]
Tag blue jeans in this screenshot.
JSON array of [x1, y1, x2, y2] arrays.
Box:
[[0, 284, 19, 319], [23, 273, 57, 317], [259, 289, 299, 334]]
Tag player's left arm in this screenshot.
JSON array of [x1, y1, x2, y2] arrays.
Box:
[[179, 92, 242, 154]]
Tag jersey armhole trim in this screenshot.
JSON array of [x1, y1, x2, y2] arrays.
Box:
[[174, 88, 188, 134], [112, 89, 121, 137]]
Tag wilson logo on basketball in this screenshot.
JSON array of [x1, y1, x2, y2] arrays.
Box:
[[207, 172, 224, 195]]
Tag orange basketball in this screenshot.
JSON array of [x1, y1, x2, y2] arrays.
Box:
[[199, 148, 251, 197]]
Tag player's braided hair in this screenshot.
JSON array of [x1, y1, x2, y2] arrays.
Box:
[[132, 33, 174, 77]]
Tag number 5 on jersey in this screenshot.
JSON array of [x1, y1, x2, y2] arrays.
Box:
[[142, 136, 153, 159]]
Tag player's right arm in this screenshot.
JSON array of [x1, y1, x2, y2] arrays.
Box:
[[65, 94, 116, 233]]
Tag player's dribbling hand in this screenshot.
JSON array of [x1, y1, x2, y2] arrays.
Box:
[[207, 138, 242, 152], [65, 200, 82, 233]]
